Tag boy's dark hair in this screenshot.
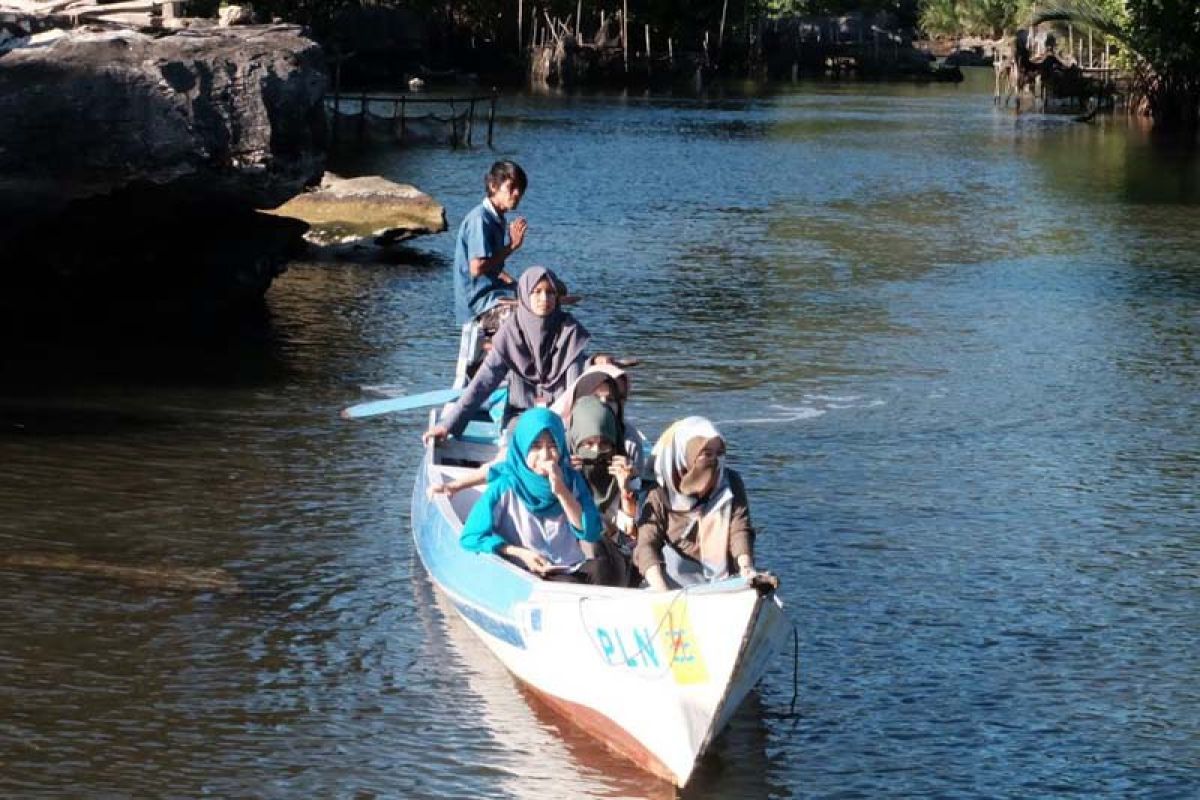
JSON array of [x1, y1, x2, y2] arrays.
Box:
[[485, 160, 528, 195]]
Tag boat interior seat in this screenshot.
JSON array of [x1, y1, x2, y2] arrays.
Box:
[[427, 463, 485, 521], [447, 483, 483, 520], [458, 418, 500, 445]]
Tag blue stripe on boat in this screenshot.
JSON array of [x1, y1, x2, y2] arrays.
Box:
[[450, 598, 526, 648], [412, 446, 536, 642]]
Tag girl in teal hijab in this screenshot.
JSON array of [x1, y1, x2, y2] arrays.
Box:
[[460, 409, 618, 584], [493, 407, 592, 517]]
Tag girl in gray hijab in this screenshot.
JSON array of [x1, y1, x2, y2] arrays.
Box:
[[425, 266, 592, 443]]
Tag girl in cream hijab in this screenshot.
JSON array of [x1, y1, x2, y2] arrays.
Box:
[[633, 417, 759, 590]]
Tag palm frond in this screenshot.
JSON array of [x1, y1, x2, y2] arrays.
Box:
[[1027, 1, 1131, 48]]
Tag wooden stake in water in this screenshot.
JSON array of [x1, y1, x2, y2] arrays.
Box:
[[487, 90, 497, 147], [718, 0, 728, 56], [622, 0, 628, 72]]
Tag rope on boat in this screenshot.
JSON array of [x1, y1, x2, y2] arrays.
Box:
[[576, 587, 691, 678]]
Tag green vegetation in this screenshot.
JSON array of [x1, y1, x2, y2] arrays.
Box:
[[228, 1, 1200, 133], [916, 0, 1200, 135], [1032, 1, 1200, 135], [244, 1, 923, 47], [917, 0, 1030, 38]]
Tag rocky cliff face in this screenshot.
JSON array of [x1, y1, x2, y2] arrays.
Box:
[[0, 23, 327, 228], [0, 22, 328, 319]]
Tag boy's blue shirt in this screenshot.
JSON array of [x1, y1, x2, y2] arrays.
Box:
[[453, 198, 514, 324]]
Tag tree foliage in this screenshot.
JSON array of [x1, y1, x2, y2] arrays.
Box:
[[1032, 0, 1200, 133], [246, 1, 924, 45], [917, 0, 1030, 38]]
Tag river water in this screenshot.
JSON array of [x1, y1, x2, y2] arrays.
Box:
[[2, 70, 1198, 798]]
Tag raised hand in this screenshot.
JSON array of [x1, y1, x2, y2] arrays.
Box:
[[544, 460, 568, 497], [608, 455, 633, 492], [508, 217, 528, 251]]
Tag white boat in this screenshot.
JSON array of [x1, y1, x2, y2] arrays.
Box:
[[410, 418, 791, 787]]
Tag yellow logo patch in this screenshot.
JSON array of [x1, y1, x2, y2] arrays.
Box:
[[654, 601, 710, 684]]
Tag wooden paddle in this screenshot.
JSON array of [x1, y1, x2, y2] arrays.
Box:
[[341, 386, 508, 421], [341, 388, 463, 420]]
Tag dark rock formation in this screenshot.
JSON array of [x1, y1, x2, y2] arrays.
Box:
[[0, 22, 328, 321], [0, 22, 327, 231]]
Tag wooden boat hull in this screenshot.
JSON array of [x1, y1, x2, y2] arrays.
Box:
[[411, 443, 790, 787]]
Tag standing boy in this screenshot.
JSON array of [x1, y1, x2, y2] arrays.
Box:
[[453, 160, 528, 328]]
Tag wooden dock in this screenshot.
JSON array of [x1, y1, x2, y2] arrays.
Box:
[[325, 91, 499, 149]]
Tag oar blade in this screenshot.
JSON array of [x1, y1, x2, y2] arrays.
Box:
[[341, 388, 463, 420]]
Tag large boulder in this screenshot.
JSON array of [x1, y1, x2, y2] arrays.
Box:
[[0, 23, 327, 233], [0, 22, 328, 319], [270, 173, 447, 248]]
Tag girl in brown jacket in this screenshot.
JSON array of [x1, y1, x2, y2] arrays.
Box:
[[634, 417, 759, 591]]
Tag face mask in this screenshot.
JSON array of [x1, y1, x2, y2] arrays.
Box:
[[576, 445, 610, 468]]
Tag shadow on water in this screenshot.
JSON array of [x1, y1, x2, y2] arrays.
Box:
[[0, 404, 179, 437], [0, 552, 241, 594], [1120, 142, 1200, 206], [303, 243, 451, 268], [0, 301, 293, 393]]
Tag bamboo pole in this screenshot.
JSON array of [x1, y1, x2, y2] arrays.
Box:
[[358, 90, 366, 144], [487, 90, 497, 147], [518, 0, 523, 52], [575, 0, 581, 42], [331, 50, 342, 146], [718, 0, 728, 57], [622, 0, 628, 72]]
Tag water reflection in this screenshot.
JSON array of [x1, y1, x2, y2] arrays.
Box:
[[4, 72, 1200, 798], [414, 570, 791, 800]]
